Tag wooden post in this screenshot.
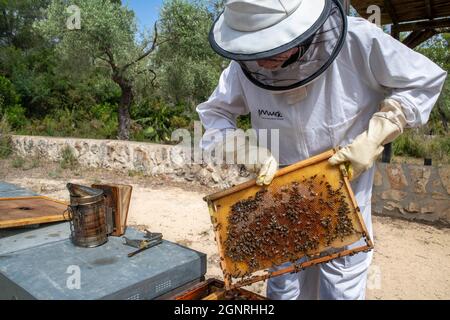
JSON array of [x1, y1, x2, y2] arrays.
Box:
[[340, 0, 351, 15], [382, 143, 393, 163], [391, 25, 400, 40], [381, 0, 401, 163]]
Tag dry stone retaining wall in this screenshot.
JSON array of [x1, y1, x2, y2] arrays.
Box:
[[372, 162, 449, 225]]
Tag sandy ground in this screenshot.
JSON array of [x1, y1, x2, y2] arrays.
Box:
[[1, 159, 449, 299]]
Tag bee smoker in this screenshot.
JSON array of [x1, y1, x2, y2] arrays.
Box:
[[66, 183, 108, 248]]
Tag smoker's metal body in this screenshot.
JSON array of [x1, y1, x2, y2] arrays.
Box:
[[67, 183, 108, 248]]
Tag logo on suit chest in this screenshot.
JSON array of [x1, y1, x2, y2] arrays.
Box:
[[257, 109, 284, 120]]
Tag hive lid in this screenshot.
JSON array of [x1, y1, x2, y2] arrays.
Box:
[[0, 196, 69, 229], [203, 149, 373, 290]]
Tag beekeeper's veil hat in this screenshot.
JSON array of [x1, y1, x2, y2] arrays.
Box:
[[209, 0, 348, 91]]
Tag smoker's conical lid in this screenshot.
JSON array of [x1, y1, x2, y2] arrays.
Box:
[[67, 183, 103, 198]]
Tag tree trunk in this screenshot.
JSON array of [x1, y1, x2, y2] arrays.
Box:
[[118, 84, 133, 140]]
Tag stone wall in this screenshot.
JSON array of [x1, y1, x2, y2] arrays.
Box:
[[9, 135, 450, 225], [10, 135, 251, 189], [372, 162, 450, 225]]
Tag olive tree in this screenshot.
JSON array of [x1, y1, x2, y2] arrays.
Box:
[[36, 0, 161, 140]]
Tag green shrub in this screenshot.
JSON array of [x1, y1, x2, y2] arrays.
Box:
[[0, 76, 20, 109], [133, 101, 192, 143], [12, 156, 25, 168], [5, 104, 27, 128], [170, 115, 190, 129], [36, 108, 75, 137], [22, 155, 41, 170], [20, 104, 119, 140], [0, 117, 12, 158], [91, 102, 117, 119], [393, 131, 426, 158], [128, 169, 144, 177], [428, 136, 450, 163], [60, 145, 78, 169], [48, 168, 62, 179], [393, 129, 450, 163], [78, 117, 118, 139], [237, 114, 251, 131], [0, 76, 26, 129]]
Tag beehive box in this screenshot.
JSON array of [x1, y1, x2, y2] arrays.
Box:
[[204, 149, 373, 290], [174, 278, 266, 300]]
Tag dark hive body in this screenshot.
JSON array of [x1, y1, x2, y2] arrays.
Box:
[[225, 175, 357, 276]]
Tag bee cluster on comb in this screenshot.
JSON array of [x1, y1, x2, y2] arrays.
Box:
[[224, 174, 358, 277]]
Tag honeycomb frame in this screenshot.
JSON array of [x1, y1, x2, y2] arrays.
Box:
[[204, 149, 374, 290]]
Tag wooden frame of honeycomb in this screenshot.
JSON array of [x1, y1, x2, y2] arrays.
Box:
[[204, 149, 374, 290]]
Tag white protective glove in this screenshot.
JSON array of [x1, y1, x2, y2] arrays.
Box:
[[219, 129, 278, 186], [329, 99, 407, 180]]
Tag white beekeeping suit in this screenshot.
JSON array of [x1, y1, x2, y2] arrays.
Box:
[[197, 0, 447, 300]]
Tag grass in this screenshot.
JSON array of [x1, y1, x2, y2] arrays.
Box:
[[22, 156, 41, 170], [91, 178, 102, 185], [48, 168, 63, 179], [10, 155, 41, 170], [128, 169, 145, 177]]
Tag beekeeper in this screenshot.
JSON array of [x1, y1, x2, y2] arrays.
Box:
[[197, 0, 447, 300]]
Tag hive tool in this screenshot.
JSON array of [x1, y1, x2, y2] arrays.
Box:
[[123, 230, 163, 257]]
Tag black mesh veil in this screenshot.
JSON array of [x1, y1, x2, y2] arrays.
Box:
[[238, 0, 347, 91]]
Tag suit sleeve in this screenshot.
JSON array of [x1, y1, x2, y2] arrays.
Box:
[[196, 61, 249, 149], [361, 20, 447, 127]]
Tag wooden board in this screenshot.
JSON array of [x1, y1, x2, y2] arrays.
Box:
[[204, 150, 374, 289], [0, 196, 69, 229], [91, 184, 132, 236]]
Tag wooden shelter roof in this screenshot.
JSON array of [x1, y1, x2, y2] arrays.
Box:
[[352, 0, 450, 32]]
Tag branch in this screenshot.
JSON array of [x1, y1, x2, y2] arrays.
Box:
[[100, 46, 128, 87], [122, 22, 158, 72], [2, 9, 14, 45], [96, 55, 110, 64], [95, 56, 115, 70], [104, 47, 118, 71], [136, 68, 157, 87], [88, 31, 119, 72]]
